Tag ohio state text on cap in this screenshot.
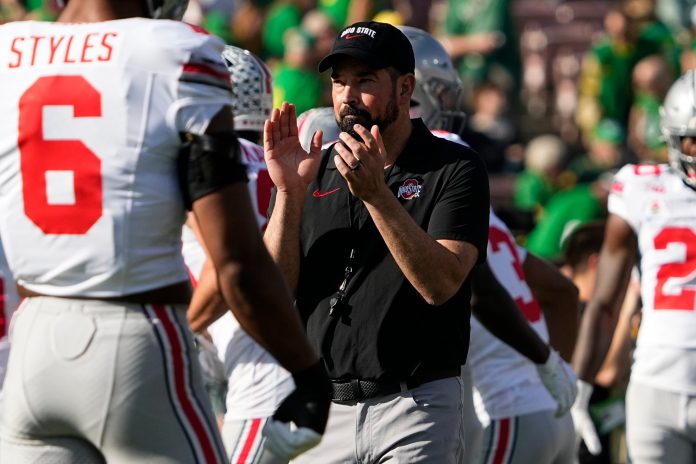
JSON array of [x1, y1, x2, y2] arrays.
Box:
[[318, 21, 415, 74]]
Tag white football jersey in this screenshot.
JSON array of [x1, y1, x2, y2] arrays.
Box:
[[238, 139, 273, 230], [609, 164, 696, 393], [182, 138, 293, 420], [430, 130, 554, 417], [0, 19, 232, 297], [468, 210, 555, 419]]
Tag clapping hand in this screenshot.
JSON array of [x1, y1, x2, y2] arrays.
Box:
[[264, 102, 322, 193], [333, 124, 389, 201]]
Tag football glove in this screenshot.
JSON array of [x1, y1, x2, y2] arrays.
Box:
[[193, 333, 227, 416], [264, 360, 331, 460], [536, 349, 578, 417], [571, 379, 602, 455]]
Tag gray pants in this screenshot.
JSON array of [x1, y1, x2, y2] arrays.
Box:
[[292, 376, 465, 464], [479, 410, 574, 464], [627, 380, 696, 464], [223, 417, 287, 464], [461, 367, 483, 463], [0, 297, 226, 463]]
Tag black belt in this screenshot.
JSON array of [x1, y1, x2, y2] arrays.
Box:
[[330, 368, 460, 402]]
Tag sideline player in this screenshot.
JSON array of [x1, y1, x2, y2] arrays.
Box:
[[0, 1, 329, 462], [184, 45, 295, 464], [572, 69, 696, 463], [468, 210, 577, 464], [398, 25, 578, 463]]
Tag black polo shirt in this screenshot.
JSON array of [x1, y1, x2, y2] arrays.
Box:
[[271, 118, 489, 383]]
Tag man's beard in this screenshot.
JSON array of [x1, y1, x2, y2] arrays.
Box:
[[337, 95, 399, 142]]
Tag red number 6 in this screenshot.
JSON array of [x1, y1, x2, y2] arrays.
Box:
[[18, 75, 103, 234]]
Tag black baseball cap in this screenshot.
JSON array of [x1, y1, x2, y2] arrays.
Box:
[[318, 21, 415, 74]]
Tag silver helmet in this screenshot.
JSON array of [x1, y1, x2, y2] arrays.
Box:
[[221, 45, 274, 133], [297, 107, 341, 152], [148, 0, 188, 19], [397, 26, 466, 133], [56, 0, 188, 19], [660, 70, 696, 188]]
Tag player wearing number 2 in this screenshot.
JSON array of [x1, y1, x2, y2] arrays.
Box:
[[0, 0, 330, 462], [572, 69, 696, 463]]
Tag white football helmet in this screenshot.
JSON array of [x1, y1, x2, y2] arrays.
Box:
[[222, 45, 274, 133], [397, 26, 466, 134], [661, 70, 696, 188], [56, 0, 188, 19], [297, 107, 341, 152]]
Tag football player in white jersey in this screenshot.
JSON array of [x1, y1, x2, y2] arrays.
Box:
[[400, 25, 579, 463], [572, 69, 696, 463], [0, 1, 330, 462], [184, 45, 295, 464], [469, 210, 578, 464]]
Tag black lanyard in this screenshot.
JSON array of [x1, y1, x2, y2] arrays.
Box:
[[328, 162, 397, 317]]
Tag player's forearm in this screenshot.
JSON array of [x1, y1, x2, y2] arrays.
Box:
[[540, 296, 579, 363], [263, 190, 306, 295], [523, 254, 580, 361], [217, 253, 318, 373], [364, 190, 476, 305], [471, 263, 550, 364], [192, 185, 317, 373], [187, 259, 228, 333], [573, 232, 635, 381], [572, 302, 617, 382], [595, 284, 639, 388]]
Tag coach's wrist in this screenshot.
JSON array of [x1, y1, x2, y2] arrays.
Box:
[[275, 188, 308, 206]]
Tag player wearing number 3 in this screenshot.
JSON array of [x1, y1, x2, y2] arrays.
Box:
[[0, 0, 330, 462], [571, 70, 696, 463]]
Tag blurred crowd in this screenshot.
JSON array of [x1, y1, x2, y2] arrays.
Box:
[[4, 1, 696, 461], [5, 0, 690, 258]]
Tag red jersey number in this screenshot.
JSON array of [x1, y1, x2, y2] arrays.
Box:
[[256, 168, 272, 230], [654, 227, 696, 311], [488, 226, 542, 322], [18, 76, 103, 234]]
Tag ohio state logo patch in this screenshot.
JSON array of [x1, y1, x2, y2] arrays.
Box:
[[397, 178, 422, 200]]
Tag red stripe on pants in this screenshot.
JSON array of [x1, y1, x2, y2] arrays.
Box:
[[492, 418, 511, 464], [154, 305, 219, 464], [236, 418, 263, 464]]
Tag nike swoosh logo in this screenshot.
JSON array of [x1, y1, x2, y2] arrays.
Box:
[[344, 34, 362, 39], [313, 187, 342, 197]]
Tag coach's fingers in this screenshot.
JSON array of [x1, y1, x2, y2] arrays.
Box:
[[334, 141, 361, 171], [309, 130, 323, 157], [338, 131, 364, 157], [279, 102, 291, 140], [371, 125, 387, 163], [288, 103, 298, 137], [264, 119, 274, 152], [353, 124, 375, 150]]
